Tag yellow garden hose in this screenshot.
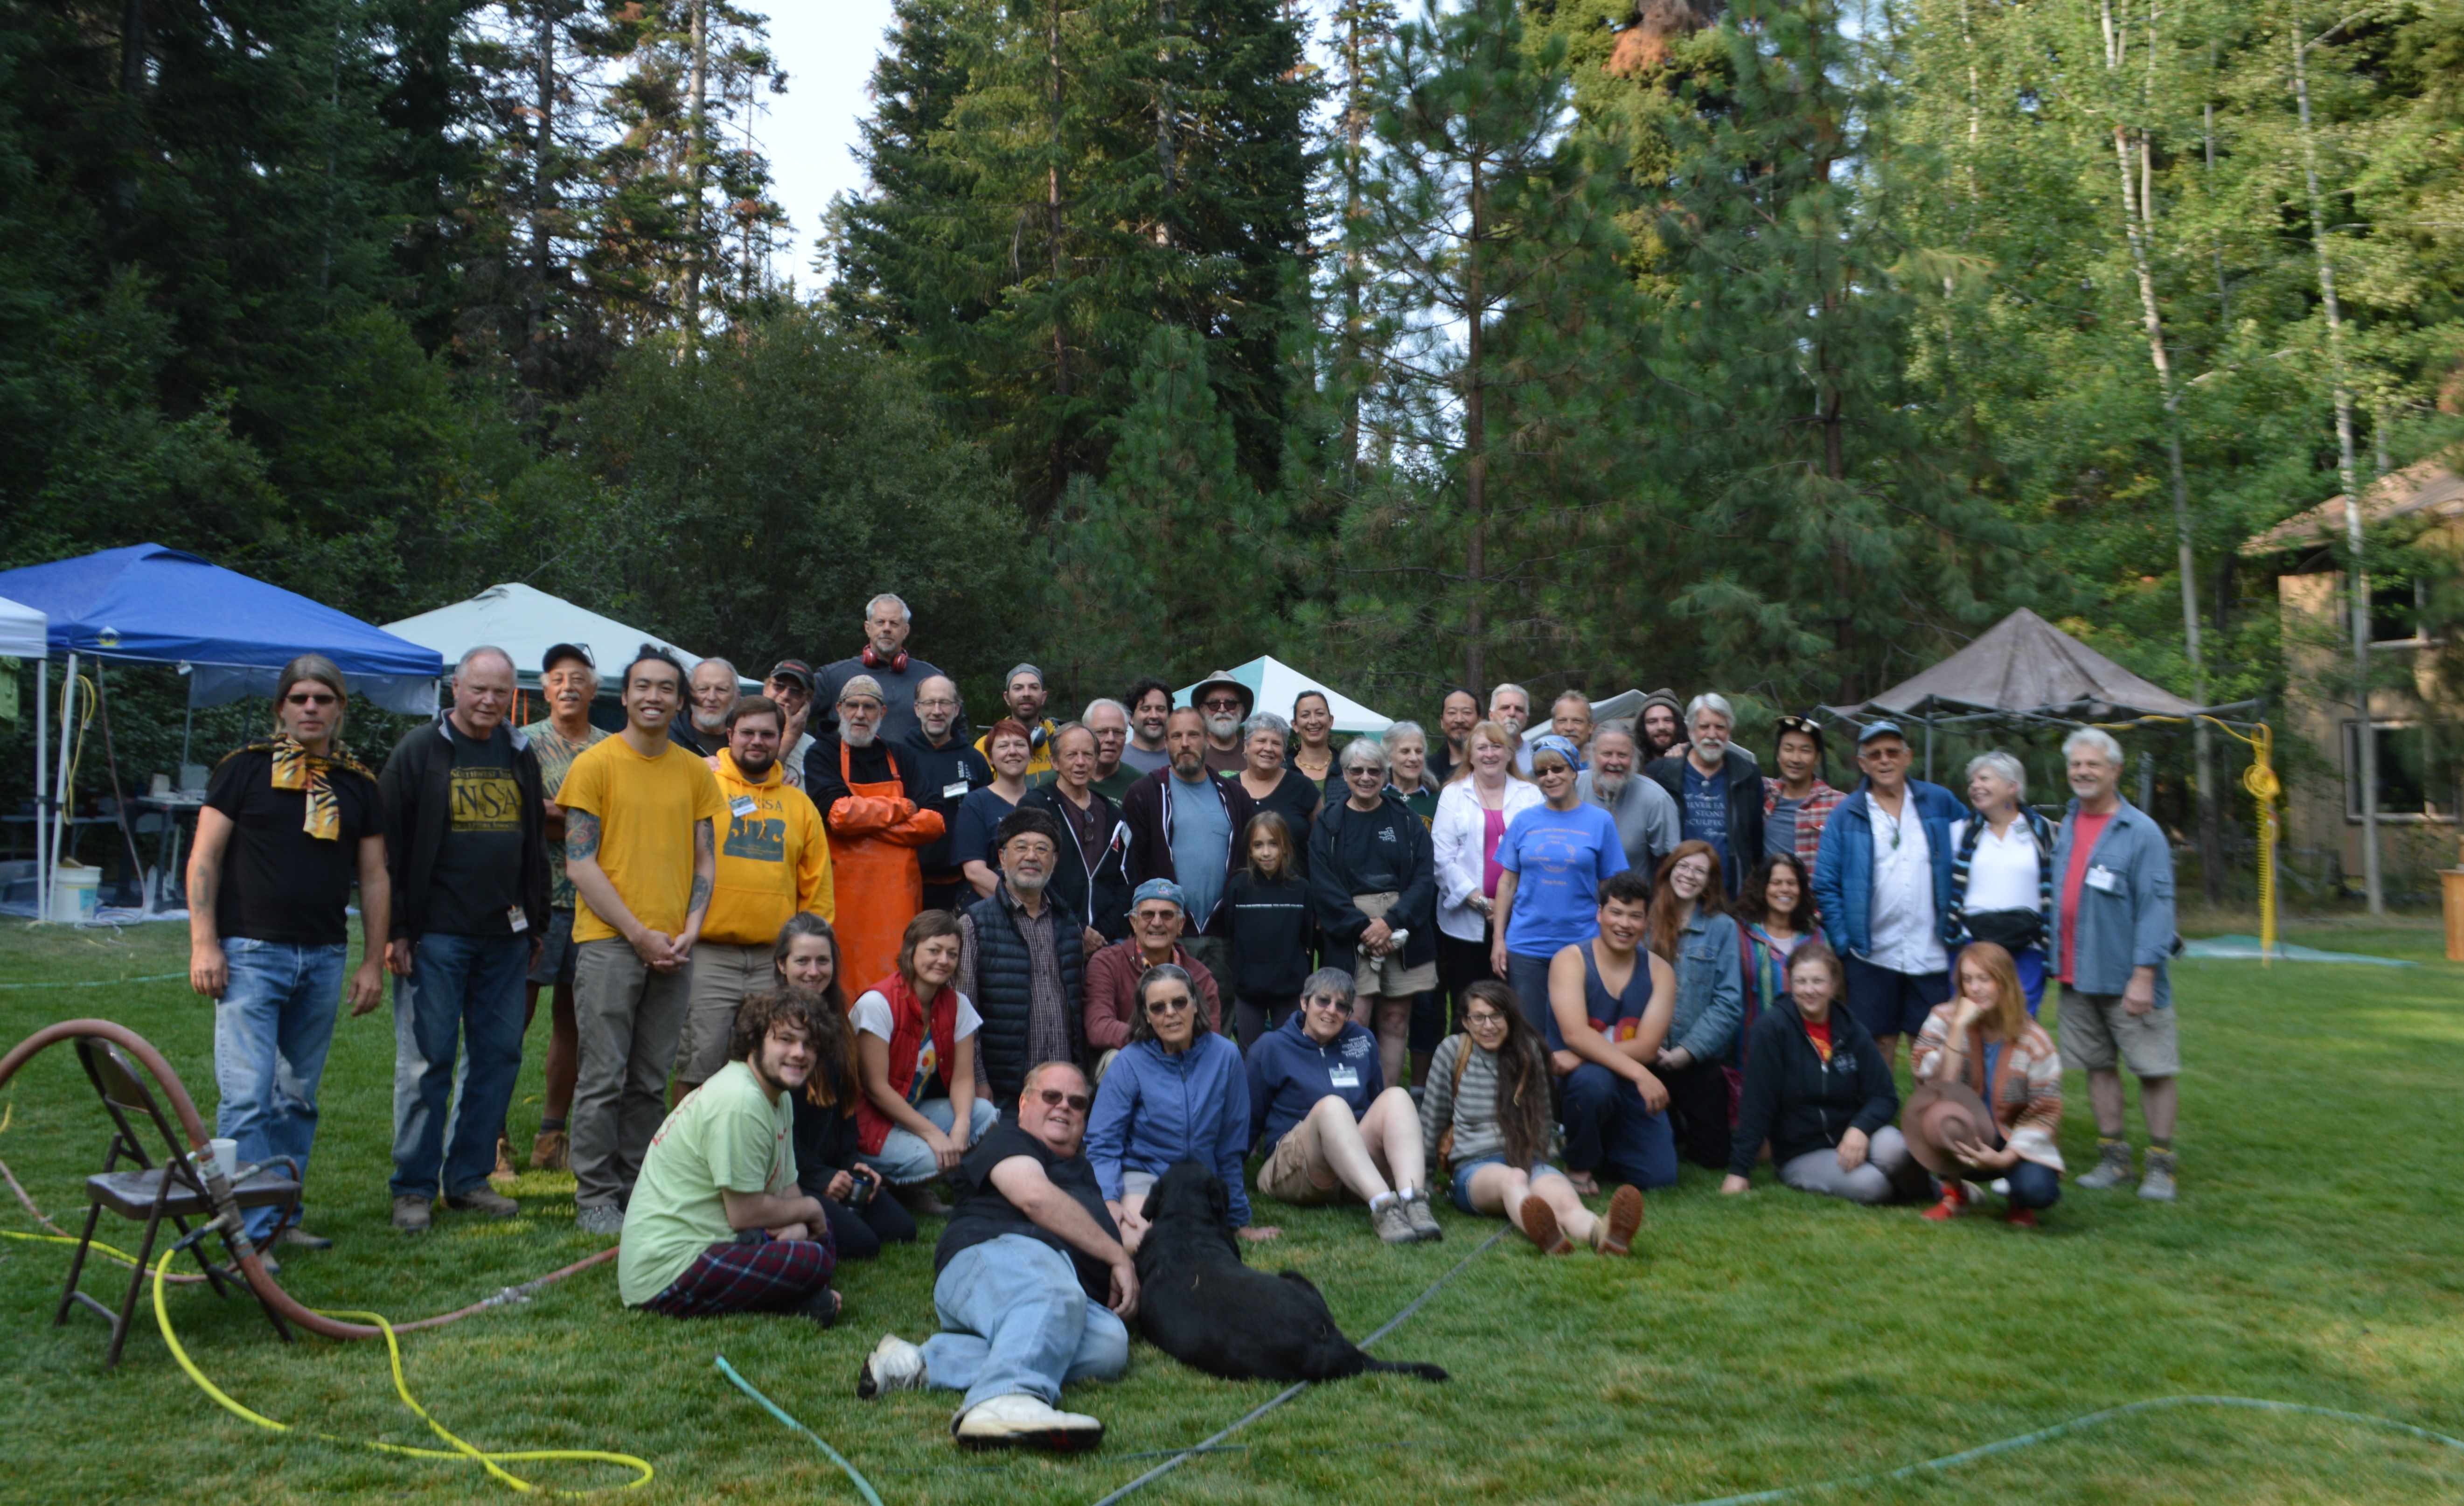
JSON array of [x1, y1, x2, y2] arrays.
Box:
[[2094, 714, 2281, 962], [149, 1247, 654, 1493]]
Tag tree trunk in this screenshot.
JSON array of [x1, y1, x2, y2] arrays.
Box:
[[1462, 158, 1487, 692], [115, 0, 146, 223], [2293, 14, 2382, 913], [529, 0, 557, 362], [1048, 0, 1070, 509], [1154, 0, 1175, 247], [1339, 4, 1367, 485], [682, 0, 708, 346]]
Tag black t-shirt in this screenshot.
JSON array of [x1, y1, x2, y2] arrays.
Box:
[[1252, 772, 1320, 876], [203, 748, 382, 947], [934, 1122, 1120, 1302], [424, 725, 525, 936], [1332, 800, 1412, 894]]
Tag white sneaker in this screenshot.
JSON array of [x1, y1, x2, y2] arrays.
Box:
[[574, 1205, 624, 1237], [857, 1334, 928, 1399], [951, 1392, 1105, 1452]]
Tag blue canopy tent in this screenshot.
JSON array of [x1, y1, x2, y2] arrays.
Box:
[[0, 544, 445, 920]]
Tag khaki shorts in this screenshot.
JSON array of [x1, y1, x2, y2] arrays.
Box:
[[674, 941, 778, 1085], [1351, 892, 1437, 997], [2056, 986, 2181, 1078], [1258, 1115, 1393, 1207]]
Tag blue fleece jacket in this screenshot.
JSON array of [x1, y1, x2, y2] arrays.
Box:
[[1084, 1032, 1253, 1225], [1245, 1013, 1383, 1154], [1812, 779, 1964, 960]]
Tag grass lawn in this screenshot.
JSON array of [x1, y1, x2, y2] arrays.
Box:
[[4, 913, 2462, 1505]]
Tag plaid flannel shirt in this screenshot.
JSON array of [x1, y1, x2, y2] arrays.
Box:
[[1763, 777, 1844, 867]]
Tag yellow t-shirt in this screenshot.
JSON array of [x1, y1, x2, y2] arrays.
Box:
[[704, 749, 835, 945], [558, 733, 730, 943]]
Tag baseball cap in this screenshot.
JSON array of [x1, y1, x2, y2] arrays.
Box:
[[767, 659, 815, 692], [1128, 878, 1189, 914], [1857, 719, 1906, 745], [542, 643, 594, 675]]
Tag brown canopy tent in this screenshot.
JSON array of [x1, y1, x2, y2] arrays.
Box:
[[1825, 607, 2254, 786]]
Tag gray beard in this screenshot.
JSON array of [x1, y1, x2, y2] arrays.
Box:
[[1692, 741, 1728, 767], [1205, 714, 1240, 741], [842, 725, 878, 748], [1590, 770, 1628, 804]]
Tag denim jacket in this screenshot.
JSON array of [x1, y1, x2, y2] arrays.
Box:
[[1661, 909, 1744, 1062], [2046, 798, 2176, 1007], [1811, 779, 1963, 961]]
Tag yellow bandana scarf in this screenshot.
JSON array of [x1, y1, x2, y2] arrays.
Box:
[[259, 735, 372, 841]]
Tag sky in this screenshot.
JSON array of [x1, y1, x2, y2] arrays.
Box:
[[761, 0, 897, 288]]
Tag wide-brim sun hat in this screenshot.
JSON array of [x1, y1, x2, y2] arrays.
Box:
[[1190, 670, 1254, 721], [1902, 1081, 2000, 1177]]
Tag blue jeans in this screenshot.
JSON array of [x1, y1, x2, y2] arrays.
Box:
[[214, 939, 348, 1240], [2015, 946, 2047, 1015], [390, 932, 532, 1201], [925, 1234, 1129, 1410], [859, 1098, 1001, 1186], [1558, 1063, 1679, 1190]]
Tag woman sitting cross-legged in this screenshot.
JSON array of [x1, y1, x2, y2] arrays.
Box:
[[1423, 980, 1644, 1257], [851, 911, 1002, 1204], [772, 913, 917, 1259], [1908, 941, 2064, 1226], [1085, 964, 1279, 1246], [1720, 940, 1931, 1205], [1246, 967, 1444, 1246]]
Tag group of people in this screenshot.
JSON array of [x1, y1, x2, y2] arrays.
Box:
[[180, 593, 2184, 1451]]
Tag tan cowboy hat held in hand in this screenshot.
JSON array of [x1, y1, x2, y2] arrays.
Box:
[[1902, 1081, 2000, 1177]]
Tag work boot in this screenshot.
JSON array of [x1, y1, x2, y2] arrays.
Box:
[[448, 1186, 520, 1218], [391, 1195, 433, 1233], [2076, 1140, 2135, 1190], [2138, 1149, 2179, 1202], [491, 1135, 515, 1181], [529, 1129, 570, 1172]]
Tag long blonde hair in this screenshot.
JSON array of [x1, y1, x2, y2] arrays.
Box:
[[1953, 942, 2029, 1043]]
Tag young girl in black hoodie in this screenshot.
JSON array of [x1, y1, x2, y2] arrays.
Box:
[[1225, 812, 1315, 1052]]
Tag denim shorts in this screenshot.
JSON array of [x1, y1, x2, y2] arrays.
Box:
[[1448, 1155, 1564, 1215]]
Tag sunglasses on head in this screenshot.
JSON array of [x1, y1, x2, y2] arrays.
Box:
[[1036, 1087, 1093, 1113]]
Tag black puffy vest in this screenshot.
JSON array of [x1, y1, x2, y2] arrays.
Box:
[[966, 888, 1086, 1104]]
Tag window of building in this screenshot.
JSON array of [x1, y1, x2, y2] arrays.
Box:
[[2344, 719, 2457, 823]]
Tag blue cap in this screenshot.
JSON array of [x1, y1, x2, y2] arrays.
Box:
[[1856, 719, 1905, 744], [1526, 732, 1582, 768], [1128, 878, 1187, 914]]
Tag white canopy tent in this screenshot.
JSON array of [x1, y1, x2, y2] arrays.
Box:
[[1176, 656, 1392, 734], [2, 597, 48, 919], [383, 583, 753, 692], [0, 595, 42, 657]]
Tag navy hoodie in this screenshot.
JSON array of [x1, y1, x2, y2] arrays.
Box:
[[1245, 1013, 1383, 1154]]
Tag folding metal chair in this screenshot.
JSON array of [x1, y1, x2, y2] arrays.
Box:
[[56, 1036, 302, 1367]]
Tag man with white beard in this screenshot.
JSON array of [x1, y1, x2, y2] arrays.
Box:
[[672, 658, 740, 758], [1575, 724, 1680, 889], [804, 675, 946, 990], [1187, 670, 1253, 777], [1490, 683, 1533, 774], [1642, 693, 1765, 900]]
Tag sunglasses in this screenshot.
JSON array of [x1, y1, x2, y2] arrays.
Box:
[[1036, 1088, 1093, 1113], [1305, 994, 1351, 1011], [285, 691, 338, 706], [1202, 697, 1243, 711], [1146, 997, 1195, 1015]]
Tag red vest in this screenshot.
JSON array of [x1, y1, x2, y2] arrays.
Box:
[[855, 971, 961, 1155]]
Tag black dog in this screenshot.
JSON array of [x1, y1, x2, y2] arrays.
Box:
[[1132, 1159, 1447, 1384]]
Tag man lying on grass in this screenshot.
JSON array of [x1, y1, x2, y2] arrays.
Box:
[[856, 1059, 1136, 1452], [616, 990, 839, 1324]]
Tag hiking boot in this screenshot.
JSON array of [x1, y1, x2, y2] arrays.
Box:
[[1401, 1187, 1444, 1243], [492, 1135, 516, 1181], [275, 1227, 333, 1250], [2138, 1149, 2178, 1202], [448, 1186, 521, 1218], [1370, 1194, 1419, 1246], [1920, 1183, 1968, 1222], [391, 1195, 433, 1233], [859, 1334, 929, 1399], [1518, 1193, 1571, 1255], [953, 1393, 1104, 1452], [1594, 1185, 1644, 1256], [529, 1130, 570, 1172], [575, 1204, 625, 1237], [2076, 1141, 2135, 1190]]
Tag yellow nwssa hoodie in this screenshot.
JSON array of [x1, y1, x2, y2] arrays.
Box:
[[703, 748, 834, 945]]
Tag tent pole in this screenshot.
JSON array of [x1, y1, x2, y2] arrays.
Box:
[[33, 656, 47, 922], [48, 651, 77, 922], [180, 671, 195, 770], [1924, 714, 1935, 784]]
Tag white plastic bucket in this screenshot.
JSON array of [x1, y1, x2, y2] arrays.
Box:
[[50, 864, 100, 923]]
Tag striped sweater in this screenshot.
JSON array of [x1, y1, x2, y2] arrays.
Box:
[[1909, 1004, 2065, 1172], [1420, 1033, 1548, 1168]]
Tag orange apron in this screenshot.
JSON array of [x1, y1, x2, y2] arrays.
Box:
[[832, 741, 930, 995]]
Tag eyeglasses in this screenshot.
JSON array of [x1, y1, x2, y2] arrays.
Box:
[[1036, 1088, 1093, 1113], [1464, 1013, 1507, 1030], [285, 691, 338, 706], [1145, 997, 1195, 1015], [915, 697, 958, 710]]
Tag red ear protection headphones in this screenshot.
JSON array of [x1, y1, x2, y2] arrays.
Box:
[[863, 644, 911, 673]]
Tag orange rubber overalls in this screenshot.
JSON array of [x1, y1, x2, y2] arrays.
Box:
[[825, 741, 946, 994]]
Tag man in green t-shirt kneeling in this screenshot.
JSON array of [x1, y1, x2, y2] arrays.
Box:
[[617, 990, 838, 1322]]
